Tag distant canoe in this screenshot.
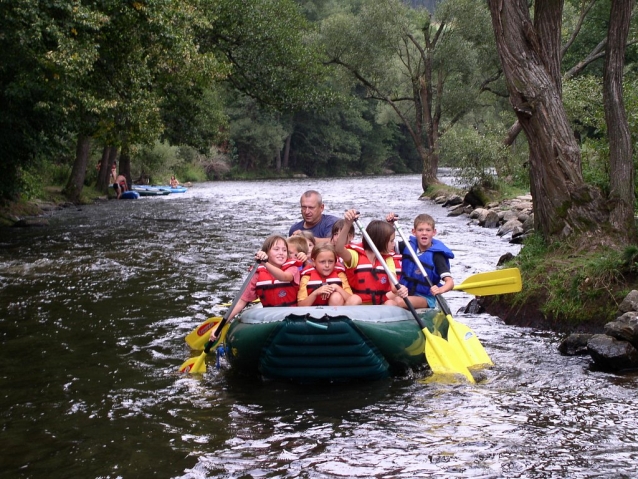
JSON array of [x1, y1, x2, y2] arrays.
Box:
[[161, 185, 188, 193], [224, 305, 449, 383], [132, 186, 171, 196]]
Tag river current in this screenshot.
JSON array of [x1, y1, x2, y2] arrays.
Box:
[[1, 175, 637, 478]]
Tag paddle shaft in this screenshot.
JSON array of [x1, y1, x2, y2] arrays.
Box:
[[352, 218, 425, 329], [391, 220, 452, 317], [204, 260, 261, 353]]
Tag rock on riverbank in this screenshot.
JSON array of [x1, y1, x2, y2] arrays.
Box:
[[432, 192, 535, 244], [560, 290, 638, 372]]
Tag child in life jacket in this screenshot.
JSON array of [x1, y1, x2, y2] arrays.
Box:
[[385, 212, 454, 309], [228, 235, 301, 319], [297, 244, 362, 306], [286, 235, 310, 269], [330, 219, 355, 249], [334, 209, 408, 305], [298, 231, 316, 262]]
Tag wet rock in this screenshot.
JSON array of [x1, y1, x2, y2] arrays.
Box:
[[447, 204, 466, 217], [587, 334, 638, 370], [442, 195, 463, 207], [517, 212, 530, 223], [497, 252, 515, 266], [558, 333, 593, 356], [522, 214, 534, 232], [469, 207, 486, 220], [463, 190, 485, 208], [497, 218, 523, 237], [498, 210, 519, 223], [509, 234, 528, 245], [481, 210, 500, 228], [604, 312, 638, 347], [618, 290, 638, 314], [458, 298, 484, 314], [13, 218, 49, 227], [434, 196, 447, 204]]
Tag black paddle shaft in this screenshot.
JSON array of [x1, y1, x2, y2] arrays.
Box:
[[204, 260, 261, 353]]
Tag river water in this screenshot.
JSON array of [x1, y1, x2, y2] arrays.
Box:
[[1, 175, 637, 479]]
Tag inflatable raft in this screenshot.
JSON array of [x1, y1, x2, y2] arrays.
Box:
[[224, 305, 449, 382]]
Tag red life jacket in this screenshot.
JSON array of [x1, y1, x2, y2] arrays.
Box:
[[344, 243, 393, 305], [392, 252, 402, 281], [300, 264, 346, 306], [255, 260, 299, 307]]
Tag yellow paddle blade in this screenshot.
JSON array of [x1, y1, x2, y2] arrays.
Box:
[[422, 327, 475, 383], [446, 314, 494, 368], [178, 352, 207, 374], [453, 268, 522, 296], [219, 298, 261, 307], [185, 317, 222, 350]]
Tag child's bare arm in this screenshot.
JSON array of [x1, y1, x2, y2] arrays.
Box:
[[430, 276, 453, 295], [265, 262, 294, 282], [335, 210, 357, 264]]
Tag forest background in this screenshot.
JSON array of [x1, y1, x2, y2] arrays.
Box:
[[3, 0, 638, 328]]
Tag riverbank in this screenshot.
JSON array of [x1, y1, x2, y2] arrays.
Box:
[[423, 185, 638, 335]]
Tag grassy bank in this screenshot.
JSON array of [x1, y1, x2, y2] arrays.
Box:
[[423, 183, 637, 333], [483, 233, 638, 333]]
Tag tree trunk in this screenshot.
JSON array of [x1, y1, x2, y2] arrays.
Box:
[[275, 149, 282, 172], [96, 146, 116, 193], [488, 0, 607, 240], [283, 133, 291, 169], [604, 0, 636, 242], [119, 142, 132, 189], [63, 134, 91, 203]]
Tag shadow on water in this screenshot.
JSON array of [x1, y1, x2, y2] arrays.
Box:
[[1, 176, 638, 478]]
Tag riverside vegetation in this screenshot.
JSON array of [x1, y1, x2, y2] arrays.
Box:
[[424, 184, 638, 334]]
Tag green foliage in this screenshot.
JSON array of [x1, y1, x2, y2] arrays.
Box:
[[562, 76, 605, 137], [174, 163, 207, 183], [580, 138, 611, 195], [201, 0, 331, 111], [507, 233, 633, 324], [320, 0, 502, 183], [622, 245, 638, 274], [438, 126, 506, 189], [131, 141, 181, 183], [17, 168, 44, 201]]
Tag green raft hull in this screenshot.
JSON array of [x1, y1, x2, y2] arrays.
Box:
[[224, 305, 449, 382]]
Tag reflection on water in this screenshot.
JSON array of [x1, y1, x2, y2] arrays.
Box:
[[0, 175, 637, 478]]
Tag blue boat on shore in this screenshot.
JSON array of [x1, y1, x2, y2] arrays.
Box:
[[132, 185, 188, 194]]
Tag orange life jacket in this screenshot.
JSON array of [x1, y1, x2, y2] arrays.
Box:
[[344, 243, 393, 305], [255, 260, 299, 307], [300, 264, 346, 306]]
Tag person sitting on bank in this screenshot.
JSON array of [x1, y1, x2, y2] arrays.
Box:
[[113, 174, 128, 200], [288, 190, 339, 244]]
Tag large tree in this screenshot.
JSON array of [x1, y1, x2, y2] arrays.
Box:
[[487, 0, 635, 244], [604, 0, 636, 237], [322, 0, 498, 189]]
